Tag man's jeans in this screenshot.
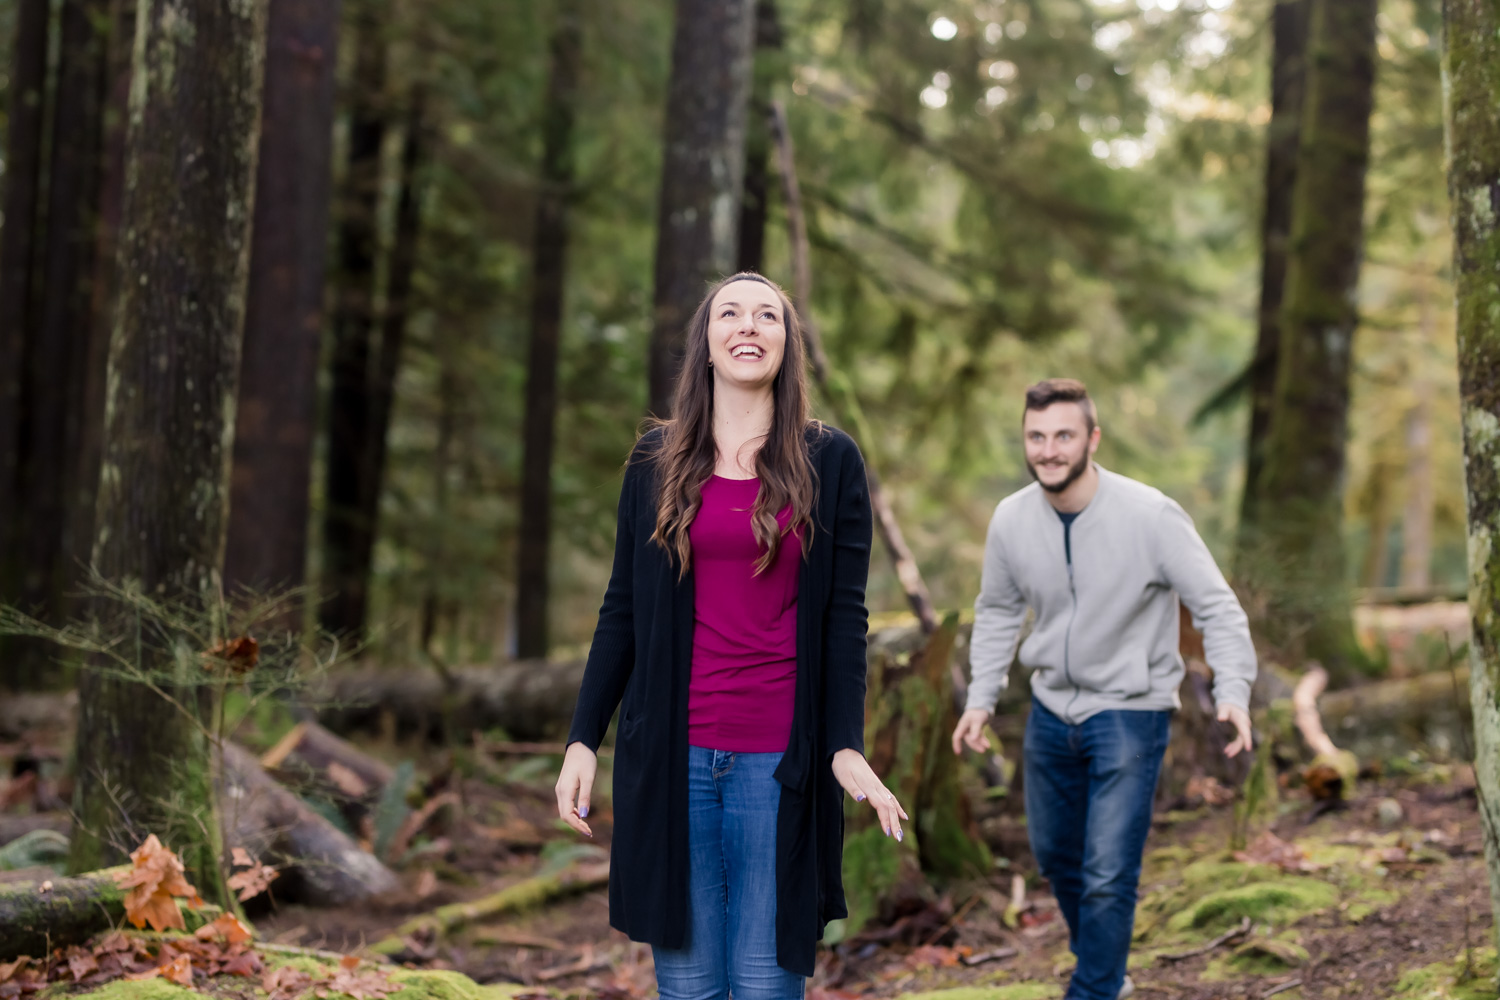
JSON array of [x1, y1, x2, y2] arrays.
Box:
[[1024, 697, 1170, 1000], [652, 746, 804, 1000]]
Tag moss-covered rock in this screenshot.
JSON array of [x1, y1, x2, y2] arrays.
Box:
[[1165, 877, 1337, 935], [69, 980, 198, 1000], [388, 969, 526, 1000], [1392, 947, 1499, 999]]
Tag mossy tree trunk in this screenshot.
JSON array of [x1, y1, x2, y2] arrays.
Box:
[[734, 0, 784, 275], [1251, 0, 1377, 675], [1238, 0, 1310, 551], [515, 0, 582, 660], [843, 614, 990, 934], [645, 0, 756, 417], [1441, 0, 1500, 957], [69, 0, 267, 911], [224, 0, 342, 609]]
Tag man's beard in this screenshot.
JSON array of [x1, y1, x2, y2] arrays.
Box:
[[1027, 452, 1090, 494]]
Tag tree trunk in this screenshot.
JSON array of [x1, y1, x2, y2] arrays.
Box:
[[1238, 0, 1310, 554], [67, 0, 137, 618], [69, 0, 268, 912], [224, 0, 342, 609], [1442, 0, 1500, 957], [358, 86, 426, 630], [421, 362, 457, 654], [321, 0, 387, 639], [5, 0, 110, 691], [645, 0, 756, 417], [0, 0, 52, 632], [735, 0, 783, 275], [1400, 304, 1437, 588], [515, 3, 582, 660], [1252, 0, 1376, 673]]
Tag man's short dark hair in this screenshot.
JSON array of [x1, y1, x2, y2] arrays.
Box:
[[1023, 378, 1097, 433]]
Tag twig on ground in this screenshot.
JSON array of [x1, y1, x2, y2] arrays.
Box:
[[923, 892, 982, 946], [1158, 916, 1252, 962], [1261, 979, 1303, 999], [959, 947, 1017, 967]]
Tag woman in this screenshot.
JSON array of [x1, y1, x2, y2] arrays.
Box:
[[554, 273, 906, 1000]]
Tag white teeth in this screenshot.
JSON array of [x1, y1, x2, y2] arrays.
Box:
[[731, 345, 763, 359]]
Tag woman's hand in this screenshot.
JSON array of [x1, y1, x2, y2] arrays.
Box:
[[555, 742, 598, 837], [831, 748, 908, 841], [951, 708, 993, 755]]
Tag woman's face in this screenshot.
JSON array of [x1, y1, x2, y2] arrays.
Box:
[[706, 279, 787, 392]]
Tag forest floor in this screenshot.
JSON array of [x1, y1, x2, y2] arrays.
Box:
[[2, 717, 1493, 1000], [246, 744, 1493, 1000]]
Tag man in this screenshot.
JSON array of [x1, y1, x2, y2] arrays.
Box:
[[951, 378, 1256, 1000]]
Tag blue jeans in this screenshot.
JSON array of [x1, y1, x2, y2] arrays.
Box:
[[652, 746, 804, 1000], [1024, 697, 1170, 1000]]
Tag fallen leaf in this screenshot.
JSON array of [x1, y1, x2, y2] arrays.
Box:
[[158, 955, 193, 987], [0, 959, 29, 984], [263, 965, 314, 1000], [114, 835, 203, 931], [195, 912, 254, 945], [227, 858, 280, 902], [65, 950, 98, 983], [218, 949, 262, 978], [904, 945, 960, 969], [1186, 774, 1237, 806], [203, 636, 260, 673], [327, 762, 370, 797], [1233, 830, 1319, 873]]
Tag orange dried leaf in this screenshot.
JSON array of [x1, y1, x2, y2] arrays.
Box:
[[114, 834, 202, 930], [231, 847, 255, 868], [159, 955, 193, 987], [263, 965, 314, 1000], [0, 959, 30, 984], [66, 951, 98, 983], [219, 950, 262, 978], [226, 862, 279, 902], [338, 956, 360, 973], [203, 636, 260, 673], [195, 912, 254, 945]]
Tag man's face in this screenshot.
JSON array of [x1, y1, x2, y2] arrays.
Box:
[[1022, 402, 1100, 494]]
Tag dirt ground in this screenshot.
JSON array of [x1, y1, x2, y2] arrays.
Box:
[[227, 746, 1494, 1000]]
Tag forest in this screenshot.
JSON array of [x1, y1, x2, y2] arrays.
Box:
[[0, 0, 1498, 998]]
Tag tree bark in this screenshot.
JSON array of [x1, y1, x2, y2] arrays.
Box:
[[320, 0, 388, 639], [69, 0, 268, 912], [5, 0, 110, 691], [515, 3, 582, 660], [735, 0, 783, 275], [1252, 0, 1376, 673], [66, 0, 138, 618], [0, 0, 52, 627], [645, 0, 756, 417], [1238, 0, 1310, 554], [1400, 383, 1435, 589], [1442, 0, 1500, 957], [224, 0, 342, 609]]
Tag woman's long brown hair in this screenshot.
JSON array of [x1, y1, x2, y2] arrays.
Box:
[[647, 272, 817, 578]]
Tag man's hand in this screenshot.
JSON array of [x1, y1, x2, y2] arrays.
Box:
[[1218, 704, 1252, 758], [951, 708, 993, 755], [832, 748, 909, 841]]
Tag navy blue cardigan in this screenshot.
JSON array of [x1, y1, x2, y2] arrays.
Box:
[[566, 423, 873, 976]]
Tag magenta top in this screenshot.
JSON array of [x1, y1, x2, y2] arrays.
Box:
[[687, 475, 801, 753]]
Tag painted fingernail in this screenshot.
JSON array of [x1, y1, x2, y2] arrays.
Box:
[[855, 794, 866, 802], [896, 830, 904, 843], [883, 825, 891, 836], [580, 806, 589, 818]]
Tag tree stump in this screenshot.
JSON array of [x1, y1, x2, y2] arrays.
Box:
[[842, 613, 990, 935]]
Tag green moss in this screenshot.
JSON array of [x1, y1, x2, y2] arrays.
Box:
[[896, 985, 1062, 1000], [1165, 878, 1337, 934], [1392, 947, 1499, 999], [75, 980, 197, 1000], [389, 969, 527, 1000], [840, 823, 917, 935]]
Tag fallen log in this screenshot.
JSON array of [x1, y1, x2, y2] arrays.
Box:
[[219, 742, 400, 907], [366, 861, 610, 956], [314, 660, 587, 742], [260, 720, 394, 825], [0, 865, 216, 961], [0, 813, 71, 847]]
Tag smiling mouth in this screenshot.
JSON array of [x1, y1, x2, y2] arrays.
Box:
[[730, 344, 765, 360]]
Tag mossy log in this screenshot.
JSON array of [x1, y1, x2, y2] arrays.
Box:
[[843, 613, 990, 934], [366, 862, 609, 956], [0, 865, 219, 961]]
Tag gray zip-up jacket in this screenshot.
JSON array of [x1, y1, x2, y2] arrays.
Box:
[[967, 466, 1256, 723]]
